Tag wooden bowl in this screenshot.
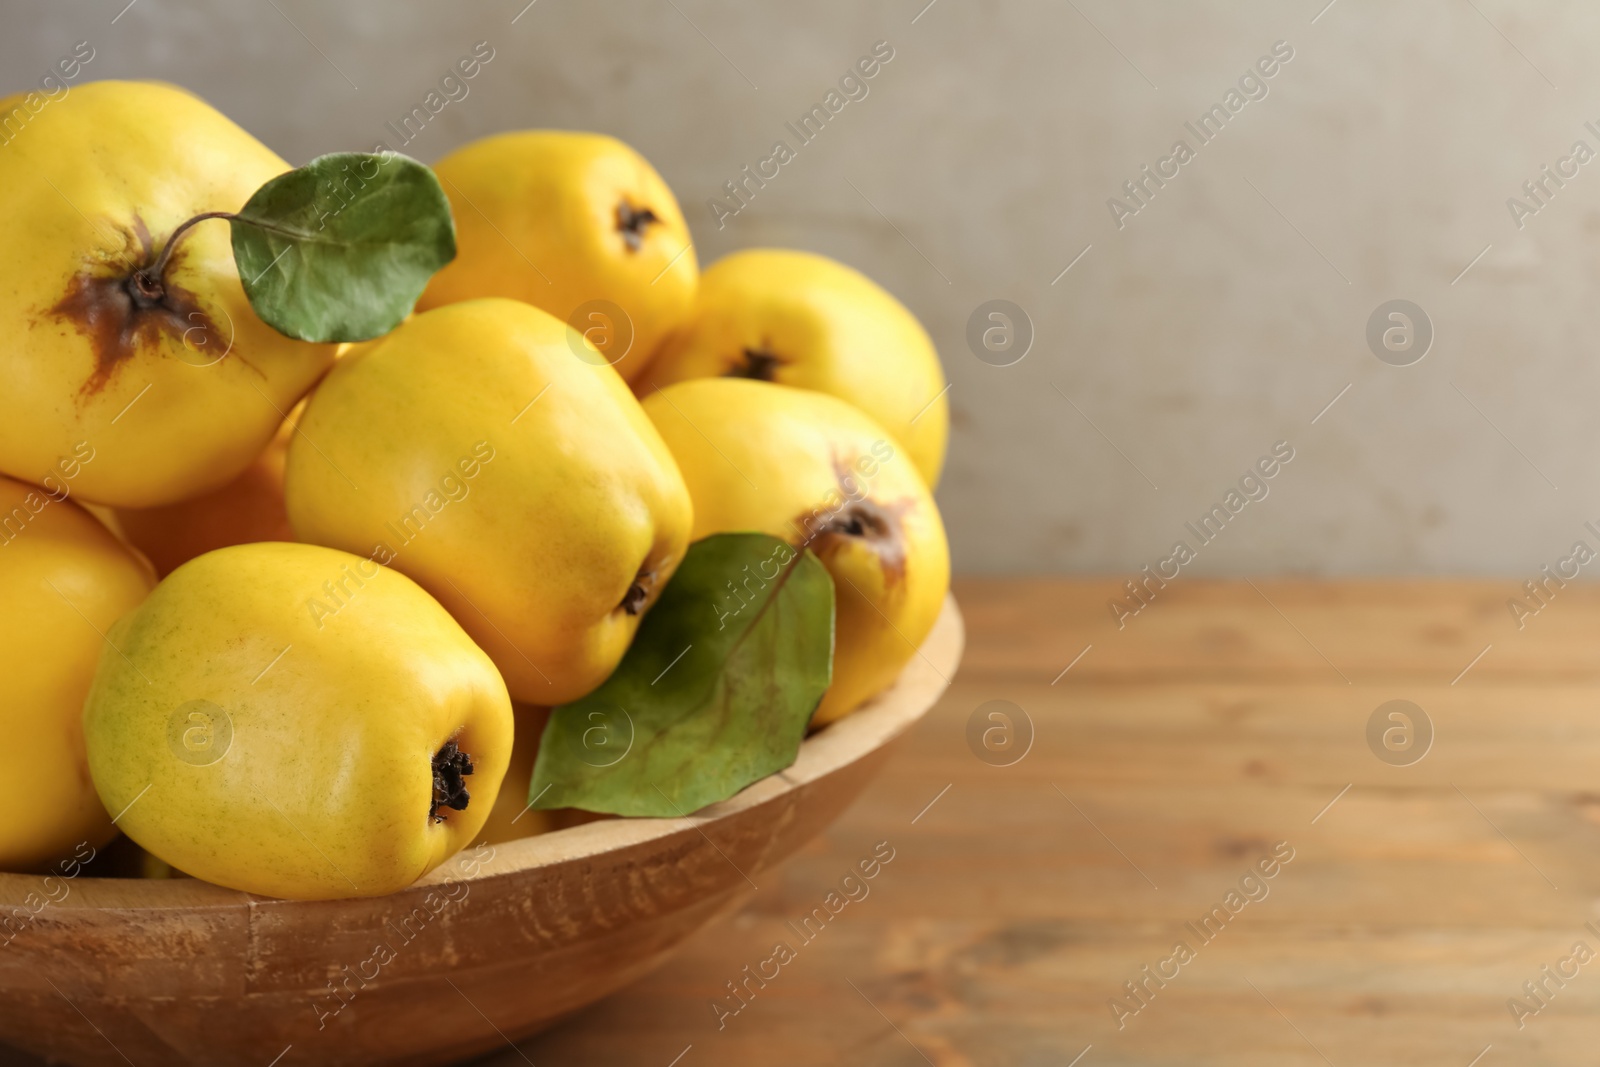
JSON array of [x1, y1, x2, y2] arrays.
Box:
[[0, 596, 963, 1067]]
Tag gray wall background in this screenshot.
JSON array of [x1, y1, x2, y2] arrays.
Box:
[[5, 0, 1599, 576]]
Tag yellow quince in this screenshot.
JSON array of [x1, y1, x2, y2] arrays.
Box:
[[643, 378, 948, 725], [645, 248, 947, 487], [0, 80, 336, 508]]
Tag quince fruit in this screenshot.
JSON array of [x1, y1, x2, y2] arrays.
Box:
[[113, 402, 298, 577], [643, 378, 949, 724], [475, 706, 562, 844], [82, 542, 512, 900], [284, 298, 693, 706], [645, 248, 948, 487], [0, 80, 336, 508], [0, 475, 155, 870], [418, 131, 697, 384]]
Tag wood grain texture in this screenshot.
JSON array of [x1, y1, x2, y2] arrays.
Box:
[[467, 579, 1600, 1066], [0, 598, 963, 1067]]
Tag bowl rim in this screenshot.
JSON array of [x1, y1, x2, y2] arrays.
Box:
[[0, 595, 963, 911]]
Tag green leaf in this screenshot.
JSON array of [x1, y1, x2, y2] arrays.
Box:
[[530, 533, 835, 817], [229, 152, 456, 342]]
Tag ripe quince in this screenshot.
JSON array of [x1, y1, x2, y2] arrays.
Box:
[[0, 81, 337, 508], [113, 402, 299, 576], [418, 131, 697, 384], [284, 298, 693, 706], [475, 706, 562, 844], [0, 475, 155, 870], [82, 542, 513, 900], [644, 249, 948, 487], [643, 378, 949, 724]]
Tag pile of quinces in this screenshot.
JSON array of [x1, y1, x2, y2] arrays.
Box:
[[0, 81, 949, 900]]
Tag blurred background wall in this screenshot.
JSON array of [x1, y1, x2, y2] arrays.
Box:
[[5, 0, 1597, 575]]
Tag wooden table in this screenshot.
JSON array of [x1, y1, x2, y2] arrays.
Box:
[[484, 578, 1600, 1066]]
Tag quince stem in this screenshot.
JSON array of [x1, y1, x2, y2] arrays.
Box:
[[128, 211, 236, 307]]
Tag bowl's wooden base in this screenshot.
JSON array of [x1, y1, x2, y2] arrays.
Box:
[[0, 597, 962, 1067]]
